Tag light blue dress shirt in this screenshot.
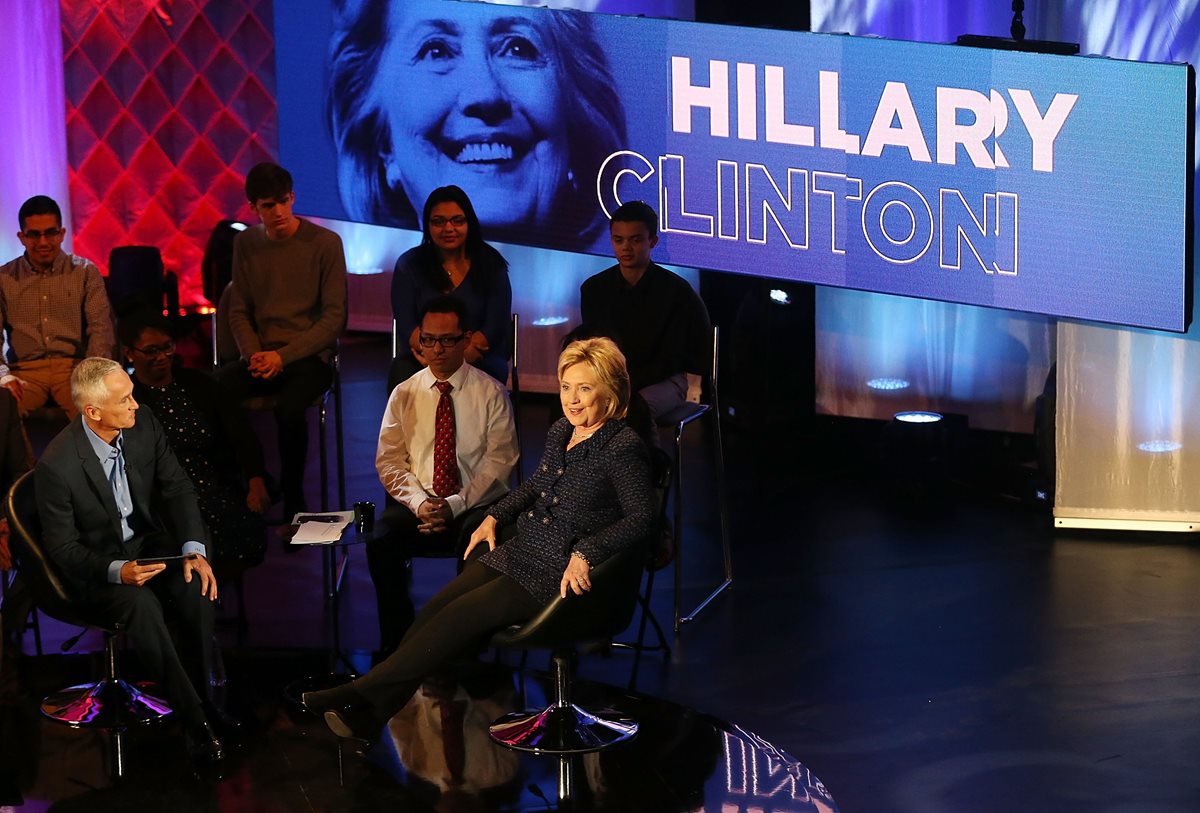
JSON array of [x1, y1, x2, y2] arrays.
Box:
[[83, 422, 206, 584]]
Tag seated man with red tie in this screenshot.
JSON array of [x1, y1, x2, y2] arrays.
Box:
[[370, 295, 518, 657]]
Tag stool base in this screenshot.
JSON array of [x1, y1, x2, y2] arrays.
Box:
[[489, 703, 637, 754], [41, 679, 172, 729]]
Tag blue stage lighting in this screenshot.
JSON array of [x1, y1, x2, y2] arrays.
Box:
[[532, 316, 569, 327], [894, 411, 943, 424], [867, 377, 910, 391], [1138, 440, 1182, 453]]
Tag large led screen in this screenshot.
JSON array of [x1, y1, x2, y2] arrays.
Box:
[[277, 0, 1193, 331]]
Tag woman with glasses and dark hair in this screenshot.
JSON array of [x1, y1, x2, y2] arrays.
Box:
[[119, 310, 268, 572], [390, 185, 513, 390], [327, 0, 626, 253]]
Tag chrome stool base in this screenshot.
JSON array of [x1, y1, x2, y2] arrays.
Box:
[[41, 675, 172, 781], [41, 678, 172, 729], [489, 703, 637, 754]]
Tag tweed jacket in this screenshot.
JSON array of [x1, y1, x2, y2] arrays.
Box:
[[34, 407, 206, 593], [481, 417, 653, 604]]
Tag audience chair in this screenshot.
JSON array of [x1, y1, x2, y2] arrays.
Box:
[[486, 538, 649, 804], [0, 570, 44, 657], [4, 472, 172, 781], [213, 283, 346, 514], [107, 246, 180, 319], [200, 221, 247, 306], [656, 325, 733, 632]]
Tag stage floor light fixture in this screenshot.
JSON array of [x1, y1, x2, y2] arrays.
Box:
[[867, 377, 911, 391], [895, 410, 943, 424], [1138, 440, 1183, 453]]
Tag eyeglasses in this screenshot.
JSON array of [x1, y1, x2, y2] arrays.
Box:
[[130, 341, 176, 358], [429, 215, 467, 228], [418, 333, 466, 348], [22, 227, 63, 240]]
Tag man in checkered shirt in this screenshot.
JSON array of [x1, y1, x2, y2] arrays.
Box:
[[0, 195, 114, 420]]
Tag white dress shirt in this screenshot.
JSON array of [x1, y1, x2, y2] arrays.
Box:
[[376, 363, 518, 517]]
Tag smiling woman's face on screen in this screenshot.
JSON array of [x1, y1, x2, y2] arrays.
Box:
[[377, 1, 570, 236]]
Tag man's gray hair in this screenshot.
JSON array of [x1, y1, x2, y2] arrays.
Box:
[[71, 357, 124, 412]]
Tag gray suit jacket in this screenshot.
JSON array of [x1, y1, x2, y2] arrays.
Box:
[[34, 407, 206, 593]]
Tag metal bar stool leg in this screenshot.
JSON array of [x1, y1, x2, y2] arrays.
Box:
[[334, 371, 346, 509], [672, 427, 686, 633], [712, 396, 734, 585], [319, 400, 329, 514], [674, 326, 734, 629], [558, 755, 574, 804], [679, 412, 733, 627]]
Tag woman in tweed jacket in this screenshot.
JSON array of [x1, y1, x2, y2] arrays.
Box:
[[304, 337, 654, 740]]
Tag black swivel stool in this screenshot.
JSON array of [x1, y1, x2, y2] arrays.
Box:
[[486, 541, 649, 803], [4, 471, 173, 780]]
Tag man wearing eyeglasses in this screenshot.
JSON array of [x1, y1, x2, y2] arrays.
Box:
[[371, 295, 518, 657], [0, 195, 115, 420]]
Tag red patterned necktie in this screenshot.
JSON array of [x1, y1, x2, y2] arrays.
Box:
[[432, 380, 461, 497]]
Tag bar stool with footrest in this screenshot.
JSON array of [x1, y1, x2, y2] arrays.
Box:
[[656, 325, 733, 632], [485, 452, 670, 804], [4, 471, 172, 781]]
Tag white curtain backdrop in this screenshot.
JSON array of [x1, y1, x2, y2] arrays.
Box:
[[0, 1, 70, 365], [0, 1, 70, 262], [1050, 1, 1200, 522], [1056, 323, 1200, 521]]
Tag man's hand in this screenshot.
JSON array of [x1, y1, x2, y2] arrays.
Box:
[[246, 476, 270, 513], [1, 375, 25, 402], [121, 560, 167, 586], [416, 498, 452, 534], [464, 331, 489, 365], [560, 553, 592, 598], [408, 327, 428, 367], [248, 350, 284, 379], [463, 515, 498, 560], [183, 554, 218, 601]]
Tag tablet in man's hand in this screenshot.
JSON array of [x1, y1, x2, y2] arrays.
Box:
[[135, 554, 197, 566]]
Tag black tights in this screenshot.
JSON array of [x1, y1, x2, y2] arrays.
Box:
[[352, 561, 541, 717]]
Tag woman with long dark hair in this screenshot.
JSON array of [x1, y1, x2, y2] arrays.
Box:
[[390, 185, 513, 388]]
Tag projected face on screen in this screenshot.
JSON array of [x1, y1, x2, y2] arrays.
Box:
[[328, 0, 626, 251]]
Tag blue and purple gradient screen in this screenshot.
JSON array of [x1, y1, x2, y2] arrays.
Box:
[[277, 0, 1192, 331]]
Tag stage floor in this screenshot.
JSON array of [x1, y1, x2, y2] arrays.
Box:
[[3, 333, 1200, 811], [0, 655, 838, 813]]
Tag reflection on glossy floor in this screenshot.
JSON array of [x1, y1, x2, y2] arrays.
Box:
[[4, 334, 1200, 811], [0, 655, 836, 812]]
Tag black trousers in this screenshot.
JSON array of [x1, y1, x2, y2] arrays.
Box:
[[75, 552, 216, 726], [215, 355, 332, 512], [365, 502, 493, 656], [353, 559, 541, 717]]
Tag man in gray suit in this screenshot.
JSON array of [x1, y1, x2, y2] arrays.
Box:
[[35, 358, 226, 762]]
